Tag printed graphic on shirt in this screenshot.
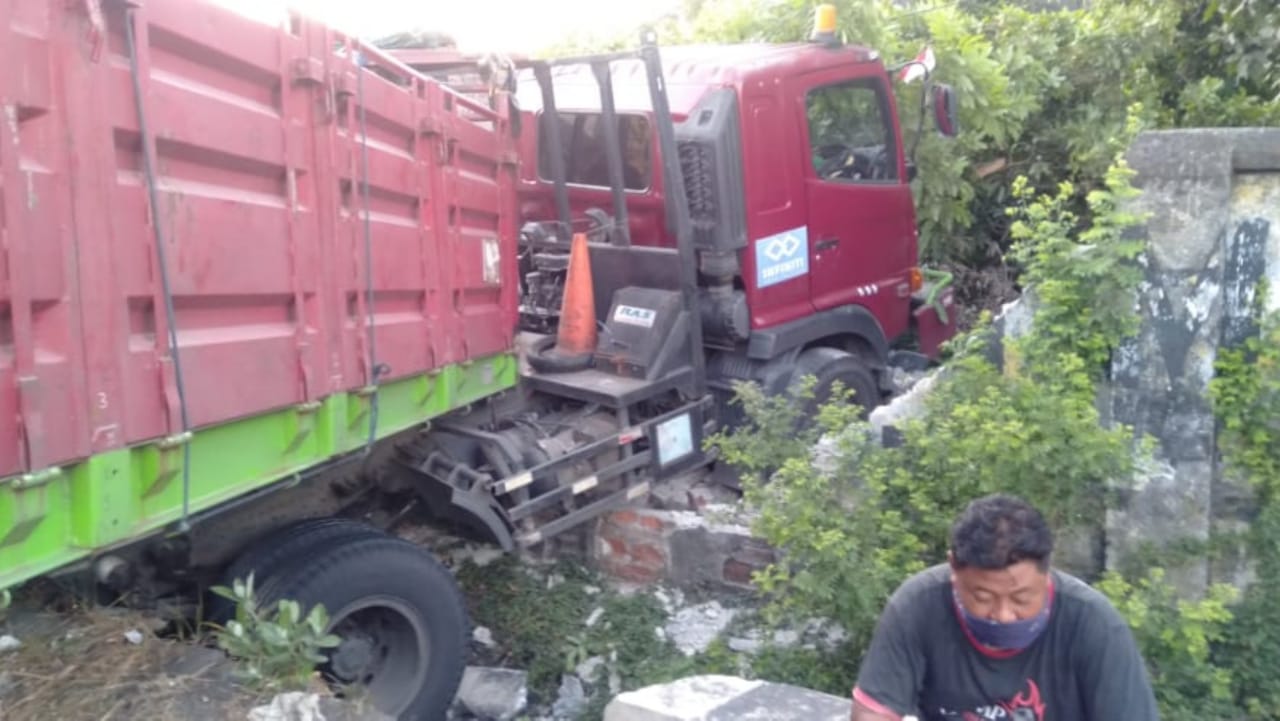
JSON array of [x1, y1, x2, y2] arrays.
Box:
[[934, 679, 1045, 721]]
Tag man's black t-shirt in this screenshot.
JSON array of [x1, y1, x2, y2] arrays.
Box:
[[854, 564, 1160, 720]]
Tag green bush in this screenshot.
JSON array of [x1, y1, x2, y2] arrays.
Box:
[[1210, 290, 1280, 718], [1097, 569, 1240, 721]]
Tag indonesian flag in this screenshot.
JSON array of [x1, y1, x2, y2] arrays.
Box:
[[899, 46, 936, 84]]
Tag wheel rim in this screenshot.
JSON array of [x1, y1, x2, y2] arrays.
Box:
[[324, 595, 429, 717]]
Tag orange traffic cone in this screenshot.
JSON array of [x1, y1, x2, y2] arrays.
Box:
[[554, 232, 597, 358]]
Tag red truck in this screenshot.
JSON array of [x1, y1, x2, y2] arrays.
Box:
[[0, 1, 956, 717], [398, 26, 959, 418]]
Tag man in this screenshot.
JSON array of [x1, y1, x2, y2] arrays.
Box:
[[851, 494, 1160, 721]]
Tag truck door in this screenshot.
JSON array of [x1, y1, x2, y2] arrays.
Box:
[[798, 73, 916, 342]]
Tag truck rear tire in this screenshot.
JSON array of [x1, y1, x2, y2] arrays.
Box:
[[257, 535, 469, 721], [208, 518, 386, 623], [791, 346, 880, 417]]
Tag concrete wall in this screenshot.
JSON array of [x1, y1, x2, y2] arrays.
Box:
[[1105, 129, 1280, 595]]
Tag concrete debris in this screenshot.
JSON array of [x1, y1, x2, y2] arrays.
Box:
[[453, 546, 505, 569], [0, 672, 16, 700], [867, 371, 940, 444], [663, 601, 737, 657], [472, 625, 497, 649], [456, 667, 528, 721], [806, 618, 850, 649], [247, 692, 324, 721], [575, 655, 606, 682], [651, 587, 683, 615], [650, 473, 741, 512], [771, 629, 800, 648], [890, 366, 931, 395], [316, 698, 395, 721], [550, 674, 588, 720], [0, 634, 20, 653]]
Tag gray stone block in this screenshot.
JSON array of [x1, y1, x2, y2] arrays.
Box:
[[455, 667, 528, 721], [603, 675, 851, 721]]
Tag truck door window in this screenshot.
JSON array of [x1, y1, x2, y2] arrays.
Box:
[[805, 80, 896, 183], [537, 112, 652, 191]]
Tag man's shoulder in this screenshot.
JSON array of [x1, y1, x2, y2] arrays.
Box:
[[886, 563, 951, 613], [1052, 569, 1129, 631]]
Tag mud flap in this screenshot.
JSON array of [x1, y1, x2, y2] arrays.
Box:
[[449, 487, 515, 552], [410, 468, 516, 552]]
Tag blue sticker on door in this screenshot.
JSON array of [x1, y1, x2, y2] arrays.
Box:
[[754, 226, 809, 288]]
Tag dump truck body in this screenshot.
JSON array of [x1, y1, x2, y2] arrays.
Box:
[[0, 0, 518, 591]]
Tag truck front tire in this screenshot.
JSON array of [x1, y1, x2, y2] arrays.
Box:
[[791, 346, 880, 417]]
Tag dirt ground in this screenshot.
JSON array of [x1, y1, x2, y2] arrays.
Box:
[[0, 588, 262, 721]]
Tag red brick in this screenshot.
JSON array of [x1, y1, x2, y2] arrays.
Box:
[[614, 563, 662, 584], [723, 559, 758, 586], [629, 542, 667, 568], [732, 542, 776, 567], [610, 510, 639, 526], [601, 536, 629, 557], [636, 514, 667, 532]]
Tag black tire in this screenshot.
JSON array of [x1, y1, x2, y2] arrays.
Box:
[[258, 536, 469, 721], [209, 518, 386, 623], [790, 346, 881, 418], [526, 334, 592, 374]]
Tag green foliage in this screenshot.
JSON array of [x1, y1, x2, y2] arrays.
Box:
[[1211, 290, 1280, 508], [1097, 569, 1240, 721], [749, 642, 863, 697], [1007, 151, 1148, 376], [1210, 288, 1280, 718], [210, 574, 342, 693]]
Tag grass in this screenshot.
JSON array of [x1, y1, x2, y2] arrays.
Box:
[[0, 602, 261, 721]]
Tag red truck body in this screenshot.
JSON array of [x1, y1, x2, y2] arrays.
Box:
[[1, 0, 518, 478]]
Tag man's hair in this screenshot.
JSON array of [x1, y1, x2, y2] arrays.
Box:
[[950, 494, 1053, 571]]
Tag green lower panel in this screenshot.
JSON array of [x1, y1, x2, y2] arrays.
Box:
[[0, 353, 517, 592]]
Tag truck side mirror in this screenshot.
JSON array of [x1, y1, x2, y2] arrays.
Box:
[[932, 84, 958, 138]]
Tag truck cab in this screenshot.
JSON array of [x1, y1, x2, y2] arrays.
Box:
[[507, 28, 957, 418]]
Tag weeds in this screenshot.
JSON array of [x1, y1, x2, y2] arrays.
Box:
[[210, 574, 341, 693], [455, 555, 848, 719]]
